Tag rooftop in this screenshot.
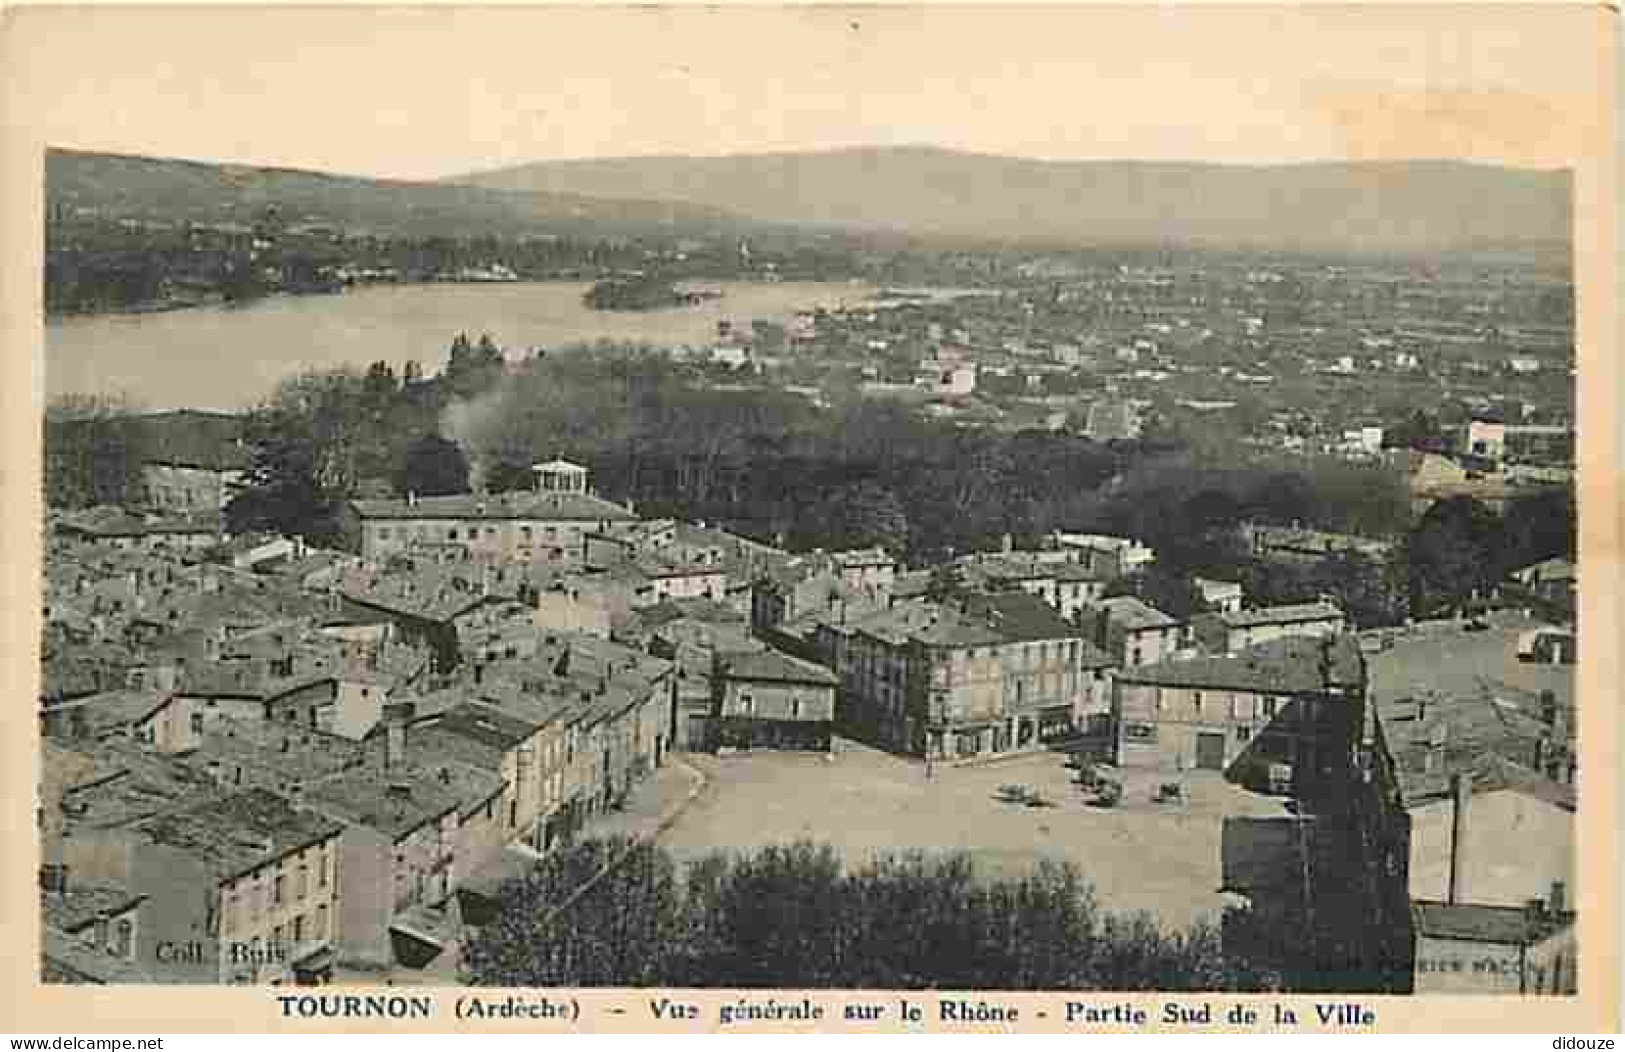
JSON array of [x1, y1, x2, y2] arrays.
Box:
[[305, 764, 500, 841], [1096, 595, 1179, 630], [1222, 601, 1345, 629], [40, 882, 144, 934], [43, 689, 168, 738], [133, 787, 343, 881], [351, 489, 635, 523], [718, 649, 839, 687], [1117, 635, 1365, 694]]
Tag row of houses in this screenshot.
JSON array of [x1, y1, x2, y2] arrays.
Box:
[[41, 626, 681, 985]]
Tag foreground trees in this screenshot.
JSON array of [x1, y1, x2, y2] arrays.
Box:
[[462, 838, 1279, 991]]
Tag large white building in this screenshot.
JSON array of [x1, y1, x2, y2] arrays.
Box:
[[348, 460, 638, 563]]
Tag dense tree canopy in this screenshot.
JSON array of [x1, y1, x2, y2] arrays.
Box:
[[394, 433, 471, 497], [1406, 496, 1505, 617], [462, 838, 1278, 992]]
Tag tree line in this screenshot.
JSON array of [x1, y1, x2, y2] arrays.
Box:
[[462, 838, 1279, 992], [51, 336, 1573, 618]]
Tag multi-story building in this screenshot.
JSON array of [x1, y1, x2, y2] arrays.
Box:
[[124, 410, 251, 514], [347, 460, 638, 563], [819, 591, 1113, 759], [831, 548, 899, 592], [1193, 577, 1244, 615], [712, 649, 838, 752], [1112, 635, 1366, 782], [1088, 595, 1183, 667], [1050, 532, 1155, 578], [66, 787, 345, 985], [955, 552, 1111, 620], [1193, 601, 1346, 655], [305, 732, 505, 975]]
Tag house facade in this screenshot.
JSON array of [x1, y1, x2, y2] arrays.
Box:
[[1112, 636, 1367, 785], [712, 649, 838, 752]]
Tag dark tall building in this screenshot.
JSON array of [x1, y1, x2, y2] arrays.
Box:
[[1221, 638, 1415, 992]]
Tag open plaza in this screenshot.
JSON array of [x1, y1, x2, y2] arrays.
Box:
[[596, 737, 1289, 931]]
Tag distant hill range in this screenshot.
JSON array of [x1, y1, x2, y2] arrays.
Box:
[[458, 146, 1572, 255], [46, 147, 746, 239], [48, 145, 1572, 256]]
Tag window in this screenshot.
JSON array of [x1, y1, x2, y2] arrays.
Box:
[[1192, 692, 1203, 716], [315, 905, 329, 940], [739, 692, 754, 716], [509, 799, 518, 829], [316, 849, 328, 889], [790, 696, 801, 719], [448, 528, 459, 540], [1262, 697, 1278, 719], [378, 528, 392, 540], [190, 713, 205, 735], [113, 919, 133, 959], [295, 865, 308, 901], [292, 914, 304, 944], [272, 873, 285, 907], [1235, 725, 1252, 742], [273, 925, 285, 950]]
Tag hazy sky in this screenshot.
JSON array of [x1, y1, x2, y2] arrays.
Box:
[[5, 4, 1608, 179]]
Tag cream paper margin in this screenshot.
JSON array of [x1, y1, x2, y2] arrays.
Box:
[[0, 2, 1616, 1034]]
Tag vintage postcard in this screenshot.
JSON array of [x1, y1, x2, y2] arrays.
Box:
[[0, 1, 1617, 1035]]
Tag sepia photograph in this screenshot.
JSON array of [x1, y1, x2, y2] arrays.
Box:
[[2, 1, 1617, 1033]]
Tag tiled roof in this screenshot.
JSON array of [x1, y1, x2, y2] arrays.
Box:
[[306, 765, 496, 841], [1222, 602, 1344, 629], [1117, 636, 1365, 694], [59, 507, 224, 539], [134, 787, 343, 881], [1378, 687, 1573, 808], [718, 649, 838, 687], [958, 591, 1082, 643], [43, 690, 168, 736], [351, 490, 635, 523], [1097, 595, 1178, 630]]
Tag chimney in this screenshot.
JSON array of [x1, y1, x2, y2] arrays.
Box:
[[407, 491, 419, 508], [1533, 736, 1549, 775], [1549, 880, 1568, 916], [383, 701, 414, 770], [1447, 772, 1472, 905]]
